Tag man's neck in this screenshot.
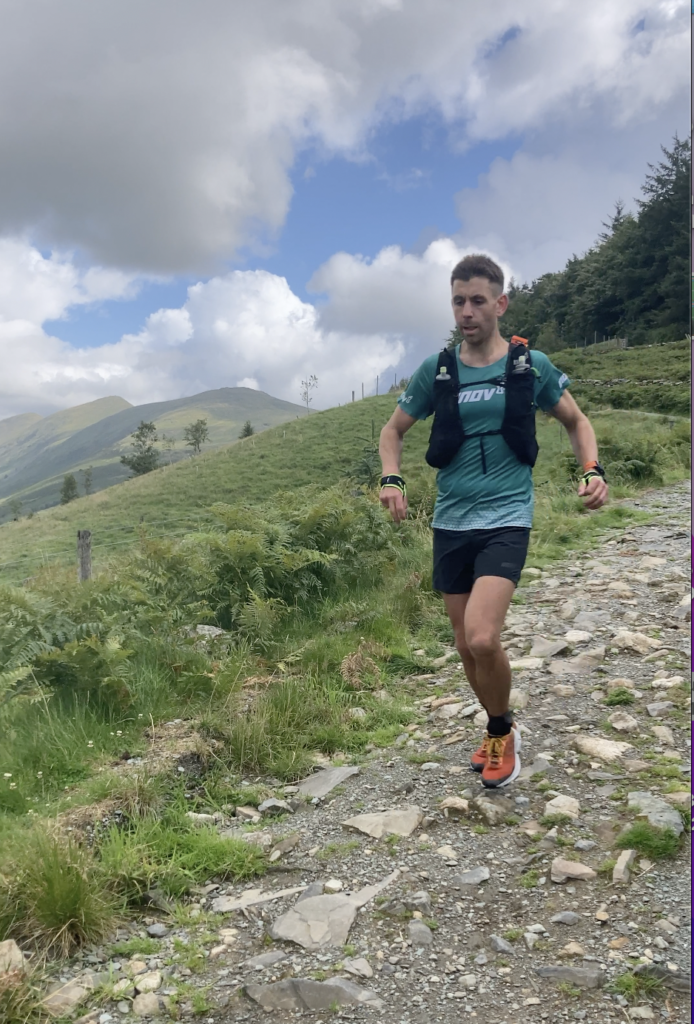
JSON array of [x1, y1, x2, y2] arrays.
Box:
[[458, 330, 508, 367]]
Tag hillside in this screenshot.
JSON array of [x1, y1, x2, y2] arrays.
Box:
[[0, 382, 689, 585], [0, 387, 305, 519], [551, 338, 690, 415]]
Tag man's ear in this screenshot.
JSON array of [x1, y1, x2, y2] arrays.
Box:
[[496, 293, 509, 316]]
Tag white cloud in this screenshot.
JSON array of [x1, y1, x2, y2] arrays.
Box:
[[0, 254, 407, 416], [0, 0, 686, 272]]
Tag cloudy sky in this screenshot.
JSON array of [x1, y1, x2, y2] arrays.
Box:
[[0, 0, 688, 417]]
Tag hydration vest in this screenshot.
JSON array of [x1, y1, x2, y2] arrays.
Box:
[[425, 336, 539, 471]]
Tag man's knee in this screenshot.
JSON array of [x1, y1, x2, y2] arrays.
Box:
[[466, 630, 501, 660]]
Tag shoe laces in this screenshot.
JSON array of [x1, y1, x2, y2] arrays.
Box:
[[486, 735, 506, 767]]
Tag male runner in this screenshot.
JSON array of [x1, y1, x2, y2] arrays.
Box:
[[379, 254, 608, 788]]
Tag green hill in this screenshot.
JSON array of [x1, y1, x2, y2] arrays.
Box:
[[0, 388, 305, 519], [551, 338, 690, 416], [0, 383, 689, 585]]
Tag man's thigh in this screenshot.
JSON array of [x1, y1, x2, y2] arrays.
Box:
[[464, 575, 516, 643]]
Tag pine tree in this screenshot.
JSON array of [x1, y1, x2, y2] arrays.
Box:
[[239, 420, 255, 438]]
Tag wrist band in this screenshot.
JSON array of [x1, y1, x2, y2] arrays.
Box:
[[581, 470, 607, 487], [380, 474, 406, 497]]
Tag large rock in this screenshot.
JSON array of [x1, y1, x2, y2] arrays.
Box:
[[246, 978, 384, 1012], [572, 735, 633, 762], [342, 957, 374, 979], [530, 637, 568, 658], [0, 939, 25, 975], [245, 951, 288, 969], [134, 971, 162, 994], [408, 920, 433, 947], [132, 992, 161, 1017], [269, 871, 398, 950], [564, 629, 592, 643], [296, 766, 360, 799], [490, 935, 515, 954], [440, 796, 470, 817], [451, 866, 490, 887], [646, 701, 674, 718], [509, 657, 544, 671], [632, 963, 691, 993], [43, 981, 89, 1016], [473, 795, 513, 826], [342, 805, 422, 838], [652, 725, 675, 745], [518, 757, 551, 780], [434, 702, 464, 720], [612, 631, 661, 656], [550, 858, 597, 883], [258, 798, 293, 816], [534, 965, 605, 989], [608, 711, 639, 733], [627, 792, 684, 836], [544, 795, 580, 819], [551, 912, 581, 925]]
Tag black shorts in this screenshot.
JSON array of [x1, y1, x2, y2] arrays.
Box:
[[432, 526, 530, 594]]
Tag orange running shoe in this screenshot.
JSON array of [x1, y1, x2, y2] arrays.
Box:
[[469, 732, 490, 773], [481, 725, 521, 788]]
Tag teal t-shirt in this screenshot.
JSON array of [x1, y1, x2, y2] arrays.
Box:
[[398, 345, 570, 531]]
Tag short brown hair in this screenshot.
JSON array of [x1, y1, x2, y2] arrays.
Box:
[[450, 254, 504, 293]]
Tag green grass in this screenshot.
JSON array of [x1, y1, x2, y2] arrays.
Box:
[[519, 870, 539, 889], [604, 688, 636, 706], [503, 928, 523, 942], [110, 936, 162, 957], [616, 821, 681, 859], [0, 396, 687, 584], [315, 840, 361, 862], [540, 813, 573, 827], [608, 971, 664, 1002], [0, 969, 47, 1024]]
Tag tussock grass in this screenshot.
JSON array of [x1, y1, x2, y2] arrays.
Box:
[[609, 971, 663, 1001], [616, 821, 681, 859], [604, 688, 636, 706], [0, 969, 47, 1024], [0, 832, 120, 956]]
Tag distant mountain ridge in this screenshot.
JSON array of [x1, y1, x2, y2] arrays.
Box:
[[0, 387, 305, 518]]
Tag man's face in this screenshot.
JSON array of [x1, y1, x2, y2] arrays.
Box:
[[451, 276, 508, 344]]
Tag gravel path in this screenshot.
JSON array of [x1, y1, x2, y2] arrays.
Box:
[[60, 483, 692, 1024]]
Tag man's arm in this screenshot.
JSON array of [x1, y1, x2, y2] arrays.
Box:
[[379, 406, 417, 522], [549, 390, 608, 510]]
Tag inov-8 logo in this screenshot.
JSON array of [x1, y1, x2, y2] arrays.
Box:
[[458, 385, 505, 404]]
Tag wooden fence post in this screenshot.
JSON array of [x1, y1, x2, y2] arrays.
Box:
[[77, 530, 92, 582]]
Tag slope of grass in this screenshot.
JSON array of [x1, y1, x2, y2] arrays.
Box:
[[0, 388, 689, 585], [0, 388, 305, 519], [551, 338, 690, 415]]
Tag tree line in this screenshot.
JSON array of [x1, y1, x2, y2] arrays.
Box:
[[497, 135, 690, 353]]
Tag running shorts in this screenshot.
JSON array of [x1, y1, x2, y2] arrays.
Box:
[[432, 526, 531, 594]]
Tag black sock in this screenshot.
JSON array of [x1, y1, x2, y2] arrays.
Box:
[[487, 712, 513, 737]]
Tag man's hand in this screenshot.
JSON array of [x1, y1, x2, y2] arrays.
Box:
[[578, 473, 608, 510], [379, 486, 408, 522]]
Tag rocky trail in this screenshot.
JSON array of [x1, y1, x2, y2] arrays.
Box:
[[4, 482, 691, 1024]]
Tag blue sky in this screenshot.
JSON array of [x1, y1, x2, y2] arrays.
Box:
[[0, 1, 688, 416]]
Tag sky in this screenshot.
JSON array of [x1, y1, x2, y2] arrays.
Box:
[[0, 0, 689, 418]]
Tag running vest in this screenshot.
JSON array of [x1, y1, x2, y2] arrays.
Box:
[[425, 337, 539, 471]]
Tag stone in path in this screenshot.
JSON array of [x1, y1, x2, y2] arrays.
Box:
[[559, 941, 585, 957], [245, 951, 288, 970], [211, 884, 307, 914], [246, 978, 383, 1012], [452, 866, 490, 886], [564, 629, 592, 643], [490, 935, 515, 954], [43, 980, 89, 1016], [269, 870, 399, 950], [550, 858, 597, 883], [544, 794, 580, 819], [627, 792, 684, 835], [296, 765, 360, 799], [342, 805, 422, 838], [534, 965, 605, 989], [134, 971, 162, 994], [342, 957, 374, 979], [612, 849, 636, 884], [551, 912, 581, 925], [132, 993, 161, 1017], [440, 796, 470, 817], [408, 920, 433, 946], [473, 795, 513, 826], [509, 657, 544, 670], [146, 923, 169, 938], [607, 710, 639, 733], [518, 756, 550, 780], [613, 630, 661, 655], [646, 701, 674, 717], [0, 939, 25, 974], [572, 735, 633, 762], [632, 963, 691, 993], [530, 636, 568, 658]]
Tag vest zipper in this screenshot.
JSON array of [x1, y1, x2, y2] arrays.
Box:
[[479, 437, 487, 475]]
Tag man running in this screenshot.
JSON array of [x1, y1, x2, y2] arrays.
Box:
[[379, 254, 608, 788]]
